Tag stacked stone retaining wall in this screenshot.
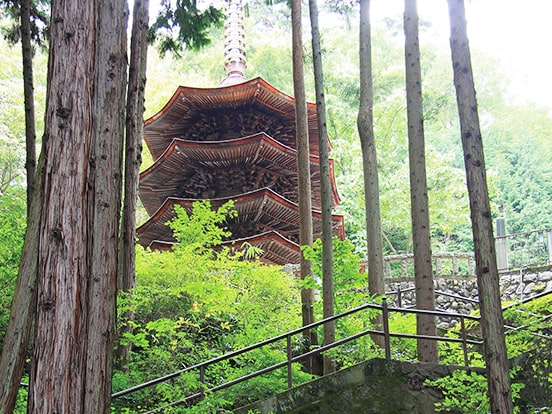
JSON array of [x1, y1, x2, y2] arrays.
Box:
[[385, 265, 552, 322]]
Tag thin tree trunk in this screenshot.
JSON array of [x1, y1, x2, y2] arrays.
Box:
[[404, 0, 438, 363], [291, 0, 320, 375], [308, 0, 335, 375], [116, 0, 149, 373], [358, 0, 385, 347], [20, 0, 37, 216], [447, 0, 513, 412], [0, 1, 40, 411], [27, 0, 127, 412], [0, 155, 42, 413]]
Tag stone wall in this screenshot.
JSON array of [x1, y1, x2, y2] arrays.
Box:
[[385, 265, 552, 321]]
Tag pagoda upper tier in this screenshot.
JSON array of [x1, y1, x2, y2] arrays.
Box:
[[144, 77, 324, 159]]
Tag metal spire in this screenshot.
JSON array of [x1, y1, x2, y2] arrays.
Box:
[[220, 0, 247, 86]]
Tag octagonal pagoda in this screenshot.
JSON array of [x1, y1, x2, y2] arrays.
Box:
[[136, 0, 343, 265]]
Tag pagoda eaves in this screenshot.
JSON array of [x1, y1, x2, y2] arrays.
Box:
[[137, 188, 345, 248], [143, 77, 324, 160], [138, 74, 344, 265], [139, 132, 340, 215], [149, 230, 302, 265]]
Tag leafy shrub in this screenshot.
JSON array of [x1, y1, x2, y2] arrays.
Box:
[[427, 368, 525, 414], [0, 186, 26, 352], [112, 201, 306, 412]]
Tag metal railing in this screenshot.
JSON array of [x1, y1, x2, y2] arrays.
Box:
[[379, 252, 476, 279], [111, 299, 482, 413], [496, 227, 552, 271], [385, 285, 479, 310], [374, 226, 552, 279], [502, 289, 552, 340]]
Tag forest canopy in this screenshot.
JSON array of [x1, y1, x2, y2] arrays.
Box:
[[0, 2, 550, 255]]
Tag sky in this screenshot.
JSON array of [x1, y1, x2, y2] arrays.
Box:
[[148, 0, 552, 112], [372, 0, 552, 111]]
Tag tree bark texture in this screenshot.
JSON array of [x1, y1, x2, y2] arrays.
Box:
[[404, 0, 438, 363], [27, 1, 127, 412], [291, 0, 319, 375], [447, 0, 513, 412], [308, 0, 335, 375], [116, 0, 149, 372], [357, 0, 385, 347]]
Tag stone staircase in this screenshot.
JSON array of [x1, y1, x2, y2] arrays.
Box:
[[234, 358, 479, 414]]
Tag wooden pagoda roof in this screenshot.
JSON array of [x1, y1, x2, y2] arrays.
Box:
[[143, 77, 323, 160], [139, 132, 340, 215], [148, 230, 301, 266], [136, 187, 345, 250]]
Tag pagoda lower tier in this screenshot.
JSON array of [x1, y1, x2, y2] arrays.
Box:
[[149, 231, 302, 266], [136, 187, 345, 263]]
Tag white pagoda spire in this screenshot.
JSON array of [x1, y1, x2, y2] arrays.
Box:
[[220, 0, 247, 86]]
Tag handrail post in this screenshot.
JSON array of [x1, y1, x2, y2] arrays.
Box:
[[460, 317, 469, 367], [199, 365, 205, 400], [286, 334, 293, 389], [496, 217, 509, 271], [452, 254, 459, 276], [382, 297, 391, 360], [547, 230, 552, 265], [397, 286, 402, 308]]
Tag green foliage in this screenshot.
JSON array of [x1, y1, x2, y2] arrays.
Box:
[[112, 202, 307, 412], [430, 294, 552, 413], [302, 237, 367, 313], [13, 375, 28, 414], [502, 296, 552, 411], [167, 200, 237, 252], [428, 369, 490, 414], [303, 237, 377, 366], [0, 185, 26, 351], [149, 0, 224, 57], [427, 368, 525, 414], [0, 0, 50, 48], [0, 35, 47, 191]]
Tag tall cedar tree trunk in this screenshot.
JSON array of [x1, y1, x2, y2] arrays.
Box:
[[0, 1, 39, 410], [308, 0, 335, 375], [21, 0, 37, 216], [357, 0, 385, 347], [27, 0, 127, 412], [404, 0, 438, 363], [291, 0, 320, 375], [116, 0, 149, 372], [447, 0, 513, 412]]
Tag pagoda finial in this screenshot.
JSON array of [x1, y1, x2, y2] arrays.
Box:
[[220, 0, 247, 86]]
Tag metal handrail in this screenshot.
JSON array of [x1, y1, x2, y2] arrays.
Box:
[[502, 289, 552, 310], [112, 290, 552, 412], [112, 299, 482, 412]]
